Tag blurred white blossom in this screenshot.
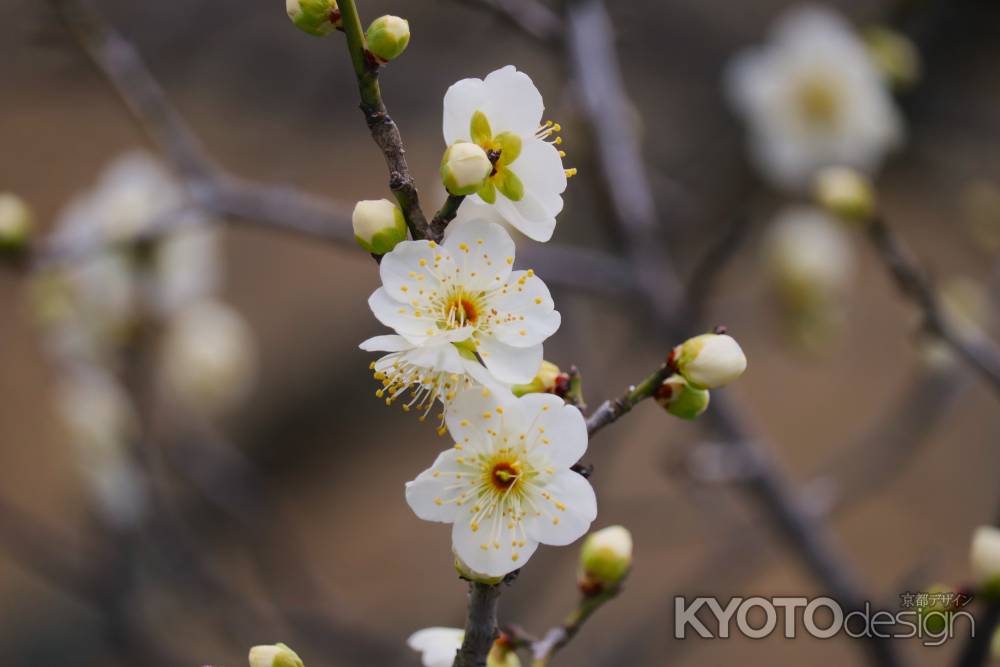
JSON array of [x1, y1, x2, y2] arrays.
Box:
[[725, 5, 903, 190], [161, 301, 257, 416]]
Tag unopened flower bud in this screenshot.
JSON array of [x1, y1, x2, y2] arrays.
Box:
[[286, 0, 339, 36], [579, 525, 633, 590], [864, 26, 921, 89], [441, 143, 493, 196], [352, 199, 407, 255], [161, 301, 257, 416], [512, 360, 563, 396], [366, 15, 410, 62], [654, 374, 709, 420], [814, 167, 876, 223], [971, 526, 1000, 596], [249, 643, 304, 667], [0, 192, 33, 253], [669, 333, 747, 390], [454, 553, 504, 585], [915, 583, 959, 634]]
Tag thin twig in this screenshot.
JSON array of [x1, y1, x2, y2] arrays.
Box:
[[867, 215, 1000, 397], [337, 0, 431, 241], [585, 363, 671, 436], [530, 586, 620, 666]]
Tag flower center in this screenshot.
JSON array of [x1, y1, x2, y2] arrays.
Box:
[[440, 289, 482, 330], [795, 76, 841, 127], [491, 460, 521, 491]]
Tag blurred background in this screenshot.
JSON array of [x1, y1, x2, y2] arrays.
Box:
[[2, 0, 1000, 665]]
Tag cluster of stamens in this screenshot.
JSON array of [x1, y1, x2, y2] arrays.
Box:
[[536, 120, 577, 179]]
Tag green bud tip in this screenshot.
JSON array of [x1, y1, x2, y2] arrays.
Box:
[[0, 192, 33, 251], [441, 142, 493, 196], [366, 15, 410, 62], [654, 374, 710, 420], [814, 166, 876, 223], [352, 198, 407, 255], [286, 0, 339, 37], [248, 643, 304, 667], [580, 525, 633, 589], [669, 333, 747, 390]]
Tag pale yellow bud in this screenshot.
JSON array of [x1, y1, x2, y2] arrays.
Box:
[[580, 525, 633, 588], [286, 0, 339, 36], [352, 199, 407, 255], [249, 643, 304, 667], [814, 167, 876, 223], [0, 192, 33, 251], [971, 526, 1000, 596], [670, 333, 747, 390], [864, 26, 921, 89], [512, 360, 563, 396], [441, 142, 493, 196], [366, 15, 410, 62]]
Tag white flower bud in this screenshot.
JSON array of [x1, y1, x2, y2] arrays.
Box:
[[814, 167, 876, 222], [366, 15, 410, 62], [580, 525, 633, 589], [0, 192, 33, 252], [249, 643, 304, 667], [161, 302, 257, 416], [286, 0, 339, 37], [971, 526, 1000, 594], [440, 142, 493, 196], [654, 374, 710, 420], [352, 199, 407, 255], [670, 333, 747, 390]]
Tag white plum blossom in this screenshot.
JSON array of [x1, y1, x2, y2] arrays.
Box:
[[361, 220, 560, 420], [725, 4, 903, 191], [406, 389, 596, 578], [443, 66, 572, 242]]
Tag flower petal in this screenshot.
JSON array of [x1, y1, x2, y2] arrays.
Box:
[[451, 508, 540, 577], [359, 334, 413, 352], [482, 65, 545, 137], [491, 270, 560, 347], [476, 336, 542, 385], [405, 448, 472, 523], [407, 628, 464, 667], [516, 393, 588, 467], [491, 189, 557, 243], [444, 385, 513, 449], [441, 220, 515, 291], [523, 470, 596, 546], [378, 240, 448, 303], [443, 77, 489, 145]]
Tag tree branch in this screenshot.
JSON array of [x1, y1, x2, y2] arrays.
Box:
[[585, 363, 671, 436], [530, 586, 620, 666], [337, 0, 431, 241], [867, 215, 1000, 397], [453, 582, 502, 667]]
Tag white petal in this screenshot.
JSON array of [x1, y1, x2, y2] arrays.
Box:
[[379, 240, 448, 303], [514, 139, 566, 206], [451, 508, 539, 577], [516, 393, 588, 467], [482, 65, 545, 136], [359, 334, 413, 352], [491, 270, 561, 347], [408, 628, 464, 667], [476, 336, 542, 385], [442, 220, 514, 292], [405, 448, 472, 523], [492, 189, 558, 243], [524, 470, 596, 546], [444, 385, 513, 449], [367, 287, 435, 343], [443, 77, 489, 145]]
